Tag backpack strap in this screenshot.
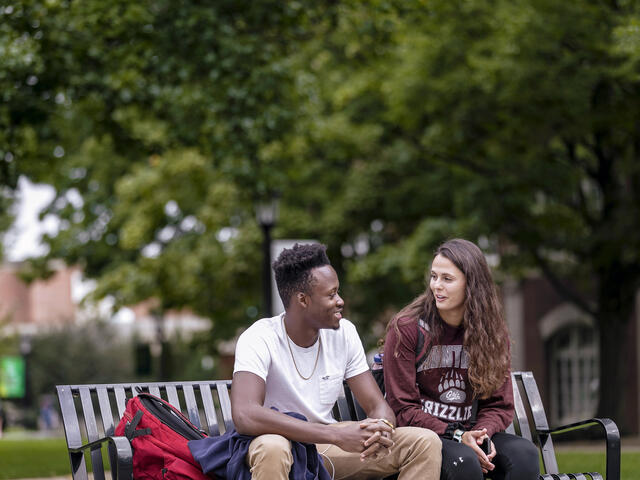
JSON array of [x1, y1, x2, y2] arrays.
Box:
[[124, 409, 151, 440]]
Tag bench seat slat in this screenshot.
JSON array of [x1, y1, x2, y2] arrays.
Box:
[[149, 385, 161, 397]]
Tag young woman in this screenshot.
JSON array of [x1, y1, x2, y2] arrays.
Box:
[[383, 238, 539, 480]]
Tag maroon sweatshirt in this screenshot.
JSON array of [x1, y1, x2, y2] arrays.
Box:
[[384, 316, 514, 438]]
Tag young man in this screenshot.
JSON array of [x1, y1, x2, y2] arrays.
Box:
[[231, 243, 441, 479]]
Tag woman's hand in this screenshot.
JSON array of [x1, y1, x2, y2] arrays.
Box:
[[461, 428, 496, 473]]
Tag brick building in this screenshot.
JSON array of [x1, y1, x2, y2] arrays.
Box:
[[0, 262, 210, 341], [0, 262, 76, 334]]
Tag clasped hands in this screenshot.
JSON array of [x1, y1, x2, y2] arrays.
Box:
[[461, 428, 496, 473], [357, 418, 396, 461]]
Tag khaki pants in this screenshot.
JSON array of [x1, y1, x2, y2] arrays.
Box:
[[247, 424, 441, 480]]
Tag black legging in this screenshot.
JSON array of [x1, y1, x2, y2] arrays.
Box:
[[440, 432, 539, 480]]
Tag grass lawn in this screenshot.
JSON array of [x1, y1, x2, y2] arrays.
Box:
[[1, 437, 639, 479], [556, 451, 640, 479], [0, 438, 71, 479]]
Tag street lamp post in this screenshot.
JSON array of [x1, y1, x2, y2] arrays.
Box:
[[19, 334, 32, 409], [256, 198, 279, 318]]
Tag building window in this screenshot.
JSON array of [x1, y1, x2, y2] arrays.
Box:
[[547, 324, 599, 425]]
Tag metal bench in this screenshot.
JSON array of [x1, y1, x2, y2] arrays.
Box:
[[56, 371, 620, 480]]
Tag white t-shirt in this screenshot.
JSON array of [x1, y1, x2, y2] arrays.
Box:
[[233, 313, 370, 424]]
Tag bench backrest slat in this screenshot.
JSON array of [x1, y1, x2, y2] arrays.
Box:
[[334, 391, 351, 421], [350, 391, 367, 421], [511, 374, 532, 440], [79, 387, 100, 442], [183, 385, 201, 428], [340, 383, 366, 421], [521, 372, 550, 430], [57, 385, 90, 480], [58, 385, 84, 450], [216, 382, 234, 433], [199, 382, 221, 436], [114, 386, 127, 418], [166, 385, 181, 410], [96, 387, 115, 436], [519, 371, 559, 474], [79, 387, 106, 480]]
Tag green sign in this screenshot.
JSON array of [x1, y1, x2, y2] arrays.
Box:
[[0, 356, 26, 398]]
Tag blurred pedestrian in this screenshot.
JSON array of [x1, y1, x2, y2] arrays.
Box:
[[39, 395, 58, 430]]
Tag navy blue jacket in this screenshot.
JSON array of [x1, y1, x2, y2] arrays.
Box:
[[188, 411, 331, 480]]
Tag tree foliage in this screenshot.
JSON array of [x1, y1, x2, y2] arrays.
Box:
[[2, 0, 640, 429], [289, 0, 640, 429]]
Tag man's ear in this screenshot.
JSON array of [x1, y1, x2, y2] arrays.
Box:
[[295, 291, 308, 309]]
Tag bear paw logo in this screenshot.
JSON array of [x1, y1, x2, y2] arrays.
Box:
[[437, 369, 466, 403]]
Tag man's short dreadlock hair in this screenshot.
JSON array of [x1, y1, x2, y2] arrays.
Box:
[[273, 243, 331, 308]]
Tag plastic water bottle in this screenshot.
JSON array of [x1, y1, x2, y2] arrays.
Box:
[[372, 353, 384, 370]]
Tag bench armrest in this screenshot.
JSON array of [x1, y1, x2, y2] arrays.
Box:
[[68, 435, 133, 479], [540, 418, 620, 480]]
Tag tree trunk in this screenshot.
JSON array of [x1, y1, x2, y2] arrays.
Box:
[[595, 266, 636, 433], [596, 312, 628, 431]]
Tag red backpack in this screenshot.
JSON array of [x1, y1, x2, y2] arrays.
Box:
[[114, 391, 211, 480]]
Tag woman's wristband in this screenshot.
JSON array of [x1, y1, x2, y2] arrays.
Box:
[[452, 429, 465, 442]]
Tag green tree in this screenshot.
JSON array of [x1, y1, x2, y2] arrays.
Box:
[[0, 1, 72, 253], [4, 0, 640, 431], [282, 0, 640, 431], [6, 0, 334, 342]]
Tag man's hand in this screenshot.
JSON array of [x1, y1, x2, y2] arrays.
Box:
[[331, 419, 394, 460], [358, 418, 395, 460], [461, 428, 496, 473]]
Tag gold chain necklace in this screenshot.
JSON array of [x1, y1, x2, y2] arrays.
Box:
[[282, 316, 321, 380]]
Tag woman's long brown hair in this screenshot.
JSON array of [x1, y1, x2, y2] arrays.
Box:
[[386, 238, 510, 399]]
